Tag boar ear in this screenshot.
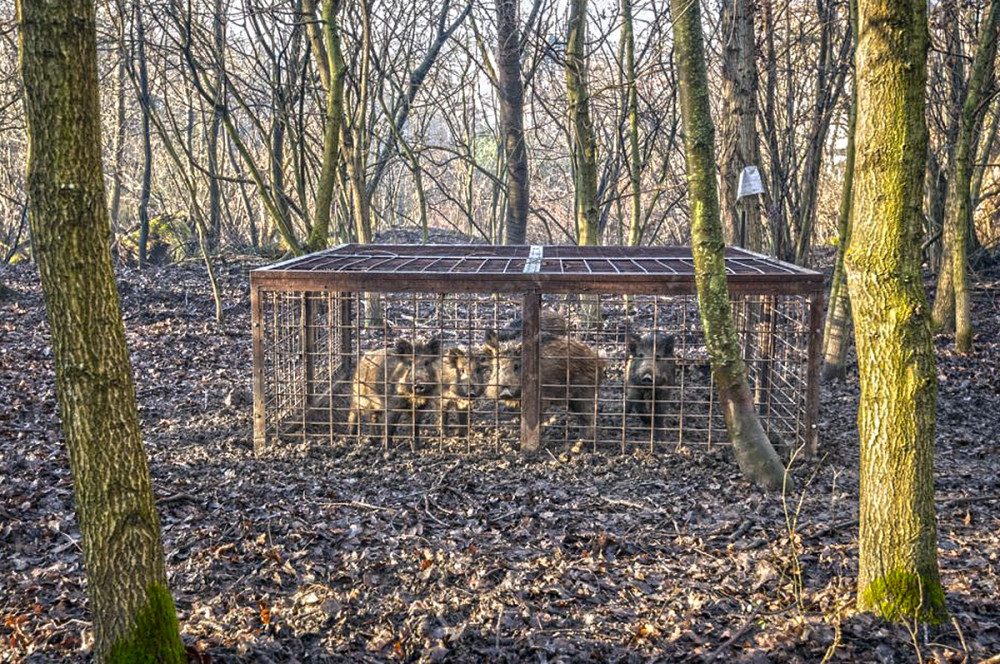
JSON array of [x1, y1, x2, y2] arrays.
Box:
[[446, 346, 463, 366], [425, 336, 441, 355], [661, 334, 676, 355], [485, 330, 500, 349], [626, 332, 640, 354], [394, 338, 413, 356]]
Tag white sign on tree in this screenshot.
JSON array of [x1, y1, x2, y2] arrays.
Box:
[[737, 165, 765, 199]]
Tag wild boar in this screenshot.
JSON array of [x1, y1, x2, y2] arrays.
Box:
[[348, 336, 441, 447], [438, 346, 489, 436], [495, 309, 569, 342], [484, 331, 604, 441], [625, 331, 676, 434]]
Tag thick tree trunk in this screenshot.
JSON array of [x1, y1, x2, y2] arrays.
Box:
[[949, 0, 1000, 352], [670, 0, 787, 492], [17, 0, 185, 660], [719, 0, 763, 251], [307, 0, 345, 251], [497, 0, 529, 244], [848, 0, 945, 623], [821, 0, 857, 382], [565, 0, 600, 246]]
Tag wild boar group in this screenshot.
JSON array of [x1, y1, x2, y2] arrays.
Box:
[[347, 311, 678, 446]]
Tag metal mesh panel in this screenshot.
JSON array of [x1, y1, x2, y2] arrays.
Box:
[[254, 286, 817, 456]]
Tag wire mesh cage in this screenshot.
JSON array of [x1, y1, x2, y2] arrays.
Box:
[[251, 245, 824, 456]]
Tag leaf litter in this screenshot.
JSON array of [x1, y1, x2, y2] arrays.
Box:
[[0, 257, 998, 662]]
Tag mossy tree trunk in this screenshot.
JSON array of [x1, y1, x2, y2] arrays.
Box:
[[719, 0, 763, 251], [670, 0, 787, 492], [847, 0, 946, 623], [565, 0, 600, 247], [821, 0, 857, 382], [306, 0, 345, 252], [949, 0, 1000, 352], [17, 0, 185, 660], [497, 0, 529, 245]]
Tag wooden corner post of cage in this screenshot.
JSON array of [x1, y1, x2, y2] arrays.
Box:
[[251, 280, 267, 455], [805, 291, 824, 457], [302, 291, 317, 409], [339, 291, 355, 373], [521, 291, 542, 453]]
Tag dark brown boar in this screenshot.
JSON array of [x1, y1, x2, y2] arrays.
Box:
[[438, 346, 489, 436], [484, 332, 604, 441], [625, 331, 676, 435], [348, 336, 441, 447], [495, 309, 569, 341]]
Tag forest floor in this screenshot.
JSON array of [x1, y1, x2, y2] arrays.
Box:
[[1, 251, 999, 663]]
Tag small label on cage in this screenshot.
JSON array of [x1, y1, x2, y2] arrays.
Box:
[[524, 246, 543, 273]]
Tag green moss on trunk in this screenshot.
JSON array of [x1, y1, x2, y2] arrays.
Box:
[[848, 0, 945, 624], [670, 0, 787, 492], [107, 585, 186, 664], [860, 570, 946, 624]]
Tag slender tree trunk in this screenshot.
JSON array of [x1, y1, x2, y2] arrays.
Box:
[[206, 0, 225, 250], [497, 0, 529, 244], [719, 0, 763, 251], [136, 1, 152, 268], [761, 0, 791, 259], [621, 0, 643, 246], [17, 0, 185, 660], [307, 0, 345, 251], [565, 0, 600, 246], [670, 0, 787, 492], [109, 42, 126, 230], [931, 2, 966, 330], [793, 0, 849, 265], [848, 0, 945, 623], [343, 0, 372, 245], [822, 0, 858, 381], [949, 0, 1000, 352]]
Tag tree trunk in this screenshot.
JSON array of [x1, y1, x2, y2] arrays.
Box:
[[17, 0, 185, 660], [931, 2, 966, 330], [670, 0, 787, 492], [719, 0, 763, 251], [206, 0, 225, 250], [307, 0, 345, 251], [761, 0, 792, 259], [847, 0, 945, 623], [497, 0, 529, 244], [136, 1, 152, 268], [565, 0, 600, 246], [793, 0, 849, 265], [949, 0, 1000, 352], [109, 39, 126, 230], [822, 0, 857, 382], [621, 0, 643, 247]]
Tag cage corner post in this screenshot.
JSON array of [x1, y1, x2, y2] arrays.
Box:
[[302, 290, 317, 410], [251, 278, 267, 456], [804, 290, 824, 458], [521, 290, 542, 453]]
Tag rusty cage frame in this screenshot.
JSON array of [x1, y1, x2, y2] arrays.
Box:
[[251, 244, 824, 456]]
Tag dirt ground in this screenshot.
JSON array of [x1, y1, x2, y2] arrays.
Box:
[[1, 255, 998, 663]]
